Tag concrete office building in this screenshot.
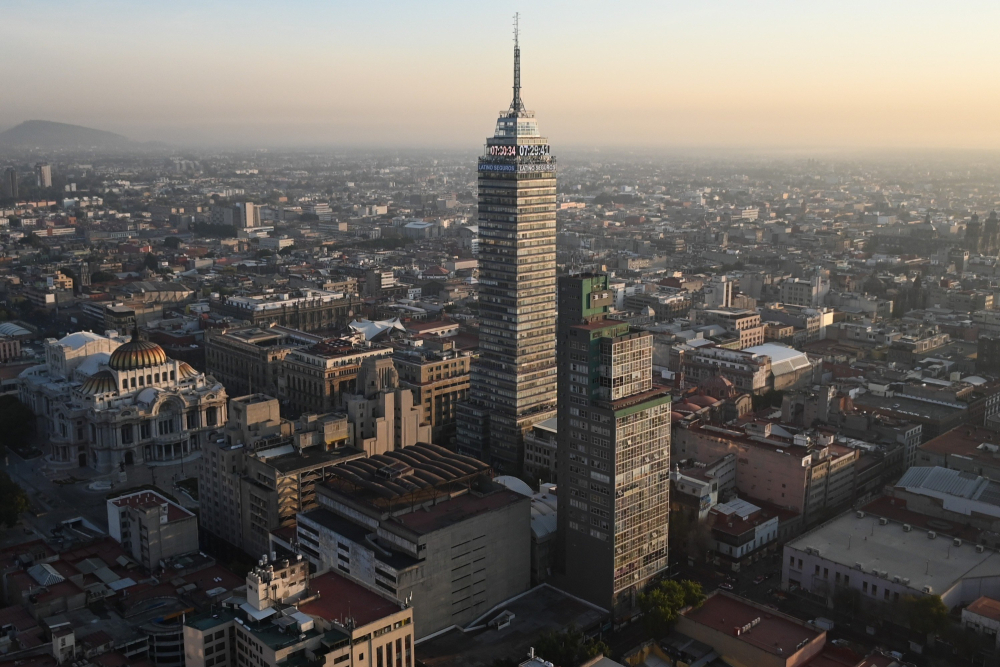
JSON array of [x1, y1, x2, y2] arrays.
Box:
[[107, 490, 199, 570], [456, 33, 558, 474], [199, 394, 365, 555], [555, 273, 672, 618], [35, 162, 52, 188], [342, 357, 431, 457], [184, 557, 414, 667], [393, 339, 472, 444], [280, 338, 393, 416], [283, 444, 530, 638], [694, 308, 765, 349], [205, 325, 323, 399]]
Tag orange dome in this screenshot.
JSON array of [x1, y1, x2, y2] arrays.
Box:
[[108, 338, 167, 371], [80, 370, 117, 395], [177, 362, 199, 379]]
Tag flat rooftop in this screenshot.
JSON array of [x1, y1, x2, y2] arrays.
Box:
[[920, 425, 1000, 465], [788, 508, 1000, 596], [682, 592, 821, 658], [255, 444, 364, 474], [109, 490, 193, 523], [388, 487, 527, 536], [299, 570, 404, 627], [416, 585, 606, 667]]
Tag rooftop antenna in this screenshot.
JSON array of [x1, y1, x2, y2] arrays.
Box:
[[510, 13, 525, 115]]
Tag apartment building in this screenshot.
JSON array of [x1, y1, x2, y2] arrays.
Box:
[[695, 308, 765, 349], [392, 339, 472, 444], [107, 490, 198, 570], [199, 394, 365, 555], [679, 345, 771, 395], [184, 557, 414, 667]]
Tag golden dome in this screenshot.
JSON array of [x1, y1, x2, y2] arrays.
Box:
[[80, 370, 117, 395], [108, 338, 168, 371], [177, 362, 199, 379]]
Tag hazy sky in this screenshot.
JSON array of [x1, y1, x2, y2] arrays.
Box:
[[5, 0, 1000, 150]]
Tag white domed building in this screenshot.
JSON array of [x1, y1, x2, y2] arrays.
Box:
[[20, 328, 227, 472]]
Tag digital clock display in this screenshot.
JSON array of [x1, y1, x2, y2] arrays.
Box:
[[488, 144, 550, 158]]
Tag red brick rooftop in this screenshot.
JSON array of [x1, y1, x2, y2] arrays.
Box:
[[967, 596, 1000, 623], [111, 491, 193, 523], [299, 570, 404, 627], [683, 592, 822, 658]]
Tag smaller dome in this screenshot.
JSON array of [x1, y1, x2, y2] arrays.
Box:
[[177, 362, 199, 379], [671, 411, 685, 421], [688, 395, 720, 407], [80, 370, 117, 395], [674, 402, 698, 413]]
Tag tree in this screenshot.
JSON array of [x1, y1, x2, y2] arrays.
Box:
[[90, 271, 117, 284], [903, 594, 949, 637], [533, 626, 610, 667], [638, 580, 706, 638], [0, 473, 30, 528], [164, 236, 183, 249], [143, 253, 159, 270], [0, 396, 35, 456]]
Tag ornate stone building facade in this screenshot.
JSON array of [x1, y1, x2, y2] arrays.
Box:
[[20, 329, 227, 472]]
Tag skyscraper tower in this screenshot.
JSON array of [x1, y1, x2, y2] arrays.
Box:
[[2, 168, 16, 199], [555, 273, 671, 617], [456, 20, 558, 473], [35, 163, 52, 189]]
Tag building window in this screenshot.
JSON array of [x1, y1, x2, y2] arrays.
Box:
[[140, 421, 150, 439], [121, 425, 134, 444], [206, 407, 218, 427]]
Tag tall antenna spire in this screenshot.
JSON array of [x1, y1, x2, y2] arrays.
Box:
[[510, 13, 525, 115]]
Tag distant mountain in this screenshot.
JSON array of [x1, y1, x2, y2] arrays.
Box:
[[0, 120, 131, 150]]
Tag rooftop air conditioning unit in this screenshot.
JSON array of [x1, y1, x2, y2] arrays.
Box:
[[854, 562, 864, 570], [954, 538, 963, 547], [879, 517, 888, 526], [977, 545, 986, 553], [902, 524, 912, 532], [856, 511, 865, 519], [927, 531, 937, 540], [893, 576, 901, 584], [902, 578, 910, 585], [922, 586, 933, 594]]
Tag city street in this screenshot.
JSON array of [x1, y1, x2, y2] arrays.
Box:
[[3, 445, 200, 549]]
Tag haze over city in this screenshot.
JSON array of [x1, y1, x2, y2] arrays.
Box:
[[5, 4, 1000, 667], [6, 1, 1000, 149]]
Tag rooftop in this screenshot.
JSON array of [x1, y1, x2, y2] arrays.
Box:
[[109, 490, 193, 523], [920, 425, 1000, 464], [788, 507, 1000, 596], [388, 487, 527, 536], [298, 570, 404, 627], [966, 596, 1000, 622], [416, 585, 607, 667], [682, 592, 822, 658]]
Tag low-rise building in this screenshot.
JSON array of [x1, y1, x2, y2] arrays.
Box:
[[392, 340, 471, 444], [107, 490, 198, 570], [280, 338, 393, 416], [709, 498, 779, 572], [184, 557, 414, 667], [205, 325, 322, 399]]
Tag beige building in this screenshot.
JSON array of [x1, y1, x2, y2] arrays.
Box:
[[107, 489, 199, 570], [280, 338, 393, 415], [344, 357, 430, 456], [392, 339, 471, 443], [696, 308, 765, 349], [184, 557, 414, 667], [199, 394, 365, 555], [205, 325, 323, 399]]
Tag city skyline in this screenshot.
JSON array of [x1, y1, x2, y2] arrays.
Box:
[[6, 1, 1000, 150]]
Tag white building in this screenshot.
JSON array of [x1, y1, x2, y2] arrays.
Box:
[[20, 330, 227, 472]]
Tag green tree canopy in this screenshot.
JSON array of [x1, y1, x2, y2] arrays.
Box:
[[638, 579, 706, 638], [0, 396, 35, 457], [142, 253, 159, 270], [0, 472, 30, 528], [903, 594, 949, 636], [90, 271, 118, 284], [533, 626, 610, 667], [164, 236, 183, 249]]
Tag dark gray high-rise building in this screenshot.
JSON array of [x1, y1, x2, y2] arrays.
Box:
[[456, 27, 557, 473], [3, 168, 17, 199], [555, 274, 671, 618]]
